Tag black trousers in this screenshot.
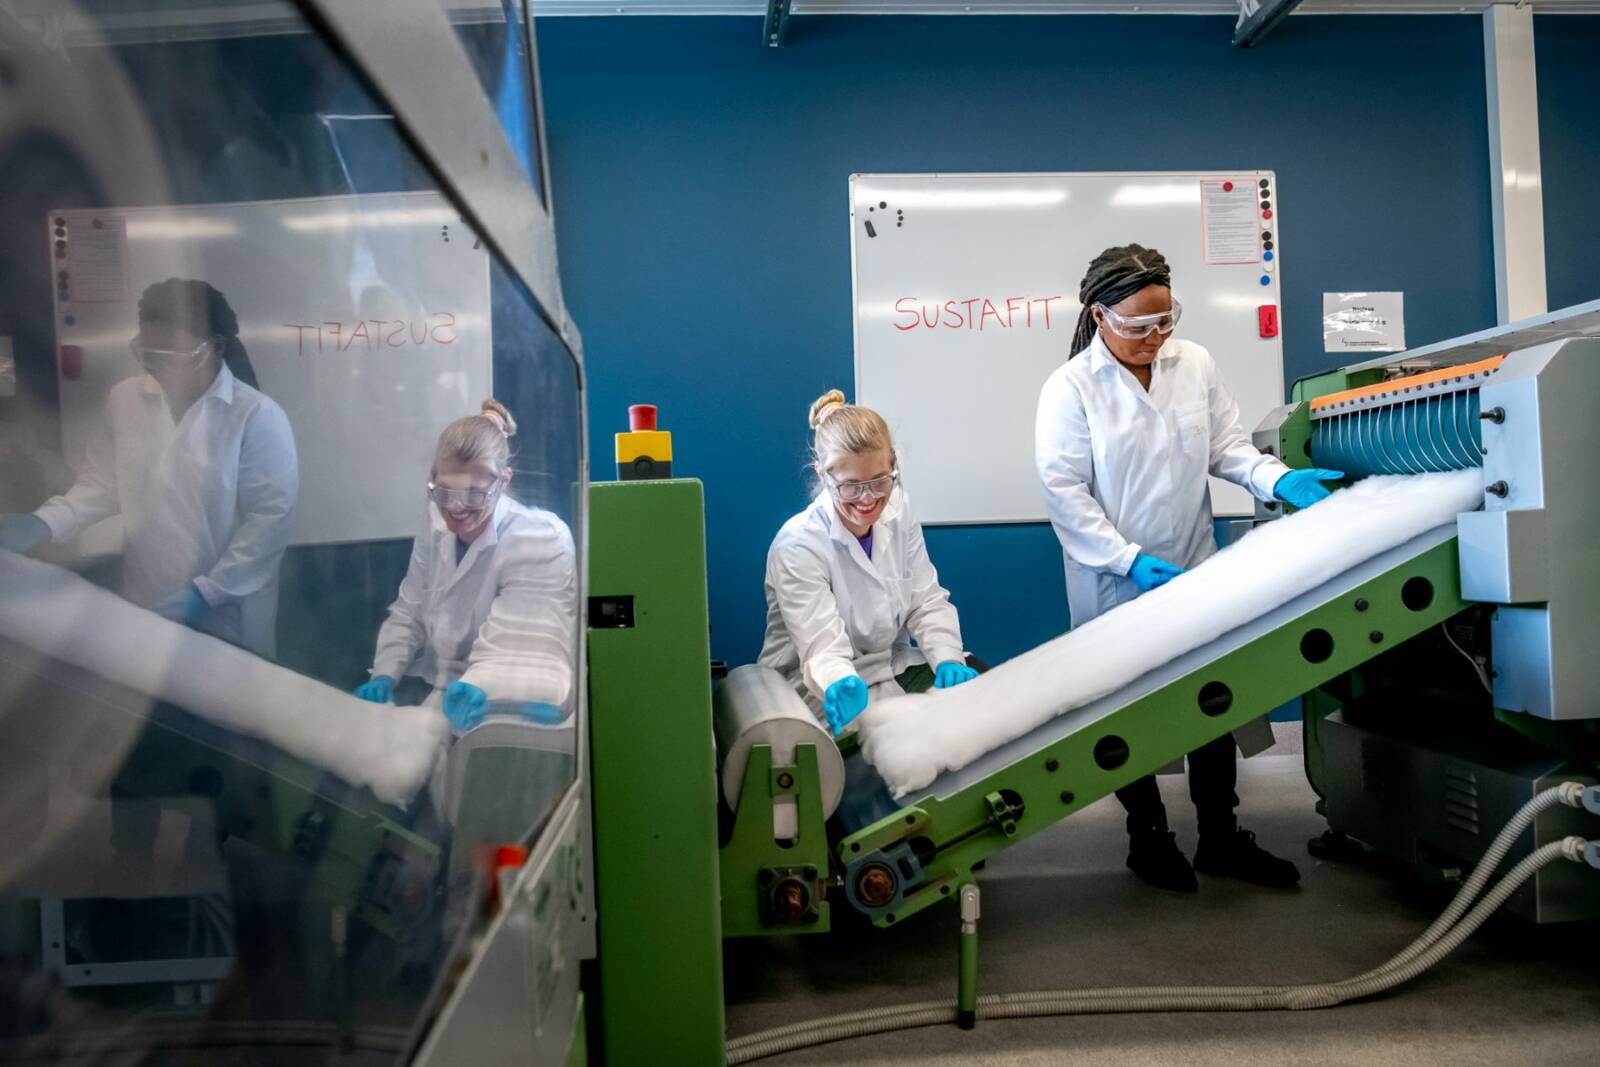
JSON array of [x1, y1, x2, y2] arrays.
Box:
[[1114, 732, 1239, 840]]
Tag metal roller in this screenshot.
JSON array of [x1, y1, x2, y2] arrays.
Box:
[[1312, 390, 1485, 477], [714, 665, 845, 821], [1308, 356, 1505, 478]]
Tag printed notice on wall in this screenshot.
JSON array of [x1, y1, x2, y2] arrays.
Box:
[[1200, 179, 1261, 264], [61, 213, 130, 303], [1323, 292, 1406, 353]]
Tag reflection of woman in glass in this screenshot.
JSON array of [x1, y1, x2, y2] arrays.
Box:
[[355, 400, 577, 733], [0, 279, 298, 657]]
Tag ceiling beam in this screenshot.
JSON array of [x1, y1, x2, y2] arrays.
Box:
[[1233, 0, 1306, 46], [763, 0, 790, 47]]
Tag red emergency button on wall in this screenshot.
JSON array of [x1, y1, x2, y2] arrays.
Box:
[[1258, 305, 1279, 339]]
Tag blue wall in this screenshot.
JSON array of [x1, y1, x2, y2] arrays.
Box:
[[538, 15, 1527, 671], [1536, 17, 1600, 312]]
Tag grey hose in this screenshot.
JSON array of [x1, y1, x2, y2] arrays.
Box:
[[726, 782, 1591, 1065]]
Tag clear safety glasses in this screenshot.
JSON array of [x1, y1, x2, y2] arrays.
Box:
[[827, 470, 898, 503], [129, 337, 212, 370], [427, 480, 500, 512], [1096, 297, 1183, 340]]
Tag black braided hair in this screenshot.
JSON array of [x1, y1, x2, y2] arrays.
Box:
[[1069, 244, 1173, 357], [137, 278, 259, 390]]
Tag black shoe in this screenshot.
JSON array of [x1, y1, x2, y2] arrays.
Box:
[[1126, 831, 1197, 892], [1194, 829, 1301, 888]]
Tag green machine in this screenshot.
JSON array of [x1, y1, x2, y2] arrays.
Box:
[[585, 314, 1600, 1063]]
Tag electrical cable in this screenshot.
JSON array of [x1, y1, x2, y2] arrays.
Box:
[[1439, 622, 1493, 694]]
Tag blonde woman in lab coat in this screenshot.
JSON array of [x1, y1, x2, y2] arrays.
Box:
[[759, 389, 979, 738], [1035, 244, 1341, 893], [354, 399, 577, 733]]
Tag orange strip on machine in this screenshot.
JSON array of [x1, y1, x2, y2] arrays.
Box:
[[1310, 355, 1506, 412]]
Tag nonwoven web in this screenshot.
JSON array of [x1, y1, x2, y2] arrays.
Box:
[[860, 470, 1485, 798], [0, 550, 448, 807]]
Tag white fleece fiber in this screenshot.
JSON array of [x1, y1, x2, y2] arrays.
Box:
[[859, 471, 1484, 798], [0, 552, 449, 807]]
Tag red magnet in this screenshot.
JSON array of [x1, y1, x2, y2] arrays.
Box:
[[628, 404, 658, 432], [1262, 208, 1273, 219], [1223, 181, 1234, 192], [1258, 305, 1279, 339]]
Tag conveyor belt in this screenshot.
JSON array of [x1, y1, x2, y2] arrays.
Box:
[[921, 524, 1457, 801]]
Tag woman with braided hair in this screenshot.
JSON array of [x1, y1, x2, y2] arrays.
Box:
[[0, 278, 298, 656], [1034, 244, 1341, 893]]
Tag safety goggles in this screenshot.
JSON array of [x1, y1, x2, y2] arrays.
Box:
[[1096, 297, 1182, 340], [826, 470, 898, 503], [129, 337, 212, 370], [427, 480, 500, 512]]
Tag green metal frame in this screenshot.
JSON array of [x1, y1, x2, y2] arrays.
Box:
[[837, 536, 1468, 928], [719, 743, 831, 938], [587, 479, 725, 1064]]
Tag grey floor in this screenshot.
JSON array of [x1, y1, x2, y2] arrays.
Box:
[[723, 753, 1600, 1066]]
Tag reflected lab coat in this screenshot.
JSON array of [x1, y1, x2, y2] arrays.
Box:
[[34, 365, 298, 657], [370, 494, 578, 713], [758, 487, 967, 722], [1034, 333, 1289, 758]]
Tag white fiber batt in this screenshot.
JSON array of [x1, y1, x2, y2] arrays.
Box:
[[0, 551, 448, 807], [860, 471, 1484, 798]]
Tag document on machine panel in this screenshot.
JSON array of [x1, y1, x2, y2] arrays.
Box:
[[1199, 179, 1262, 264]]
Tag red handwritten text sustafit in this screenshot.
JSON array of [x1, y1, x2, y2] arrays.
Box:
[[892, 297, 1064, 332]]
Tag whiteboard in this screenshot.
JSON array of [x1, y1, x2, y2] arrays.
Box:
[[49, 191, 492, 545], [851, 172, 1285, 523]]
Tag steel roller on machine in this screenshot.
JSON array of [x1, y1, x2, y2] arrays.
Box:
[[1308, 356, 1502, 478]]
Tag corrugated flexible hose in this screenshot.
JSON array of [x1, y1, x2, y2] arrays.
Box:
[[726, 783, 1592, 1064]]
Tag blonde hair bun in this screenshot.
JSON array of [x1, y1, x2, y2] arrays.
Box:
[[807, 388, 894, 476], [808, 388, 848, 431], [480, 397, 518, 438]]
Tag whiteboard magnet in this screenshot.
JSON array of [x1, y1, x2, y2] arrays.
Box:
[[1223, 181, 1234, 192], [1259, 275, 1271, 286], [1258, 305, 1279, 338]]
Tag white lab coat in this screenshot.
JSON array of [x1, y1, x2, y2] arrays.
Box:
[[758, 486, 967, 721], [35, 365, 298, 656], [1035, 332, 1289, 626], [370, 494, 577, 713], [1035, 332, 1286, 759]]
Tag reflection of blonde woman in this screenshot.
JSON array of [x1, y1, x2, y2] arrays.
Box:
[[354, 399, 577, 733], [759, 389, 980, 738]]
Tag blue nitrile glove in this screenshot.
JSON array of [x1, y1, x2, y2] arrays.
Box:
[[444, 681, 489, 731], [0, 513, 49, 554], [1128, 553, 1185, 593], [1274, 468, 1345, 510], [934, 660, 978, 689], [522, 701, 566, 725], [823, 675, 869, 737], [355, 675, 396, 704], [180, 586, 209, 629]]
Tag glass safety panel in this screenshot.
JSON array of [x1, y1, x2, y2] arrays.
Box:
[[0, 1, 582, 1059]]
